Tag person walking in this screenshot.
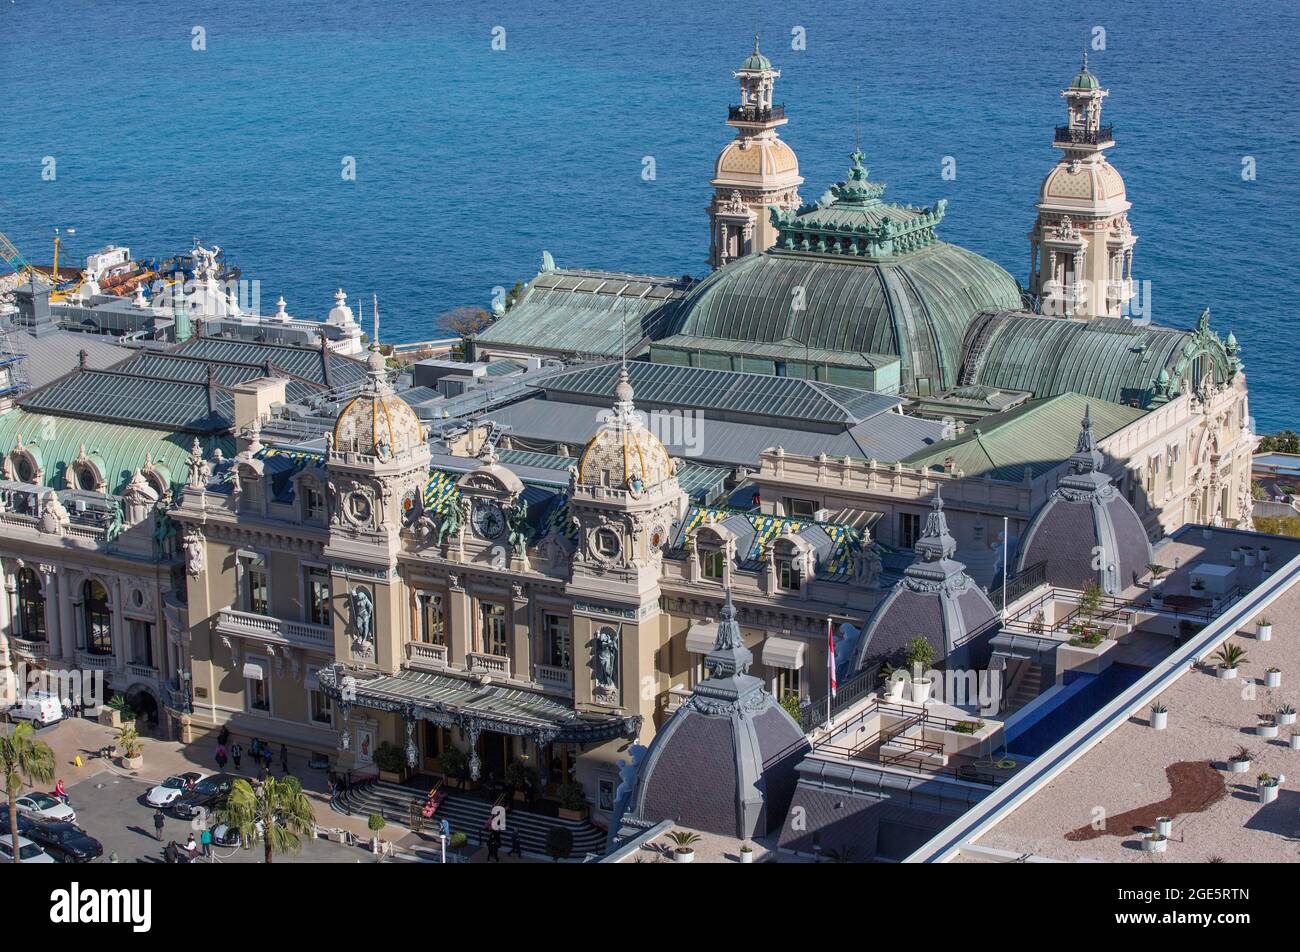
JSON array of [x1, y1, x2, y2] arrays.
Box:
[[200, 826, 213, 859], [215, 744, 227, 771], [487, 828, 501, 863], [54, 778, 67, 805], [217, 725, 230, 747], [509, 828, 522, 858], [153, 808, 165, 841], [231, 742, 243, 770], [280, 743, 290, 775]]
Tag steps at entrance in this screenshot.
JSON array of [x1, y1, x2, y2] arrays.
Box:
[[332, 779, 607, 857], [1007, 662, 1043, 711]]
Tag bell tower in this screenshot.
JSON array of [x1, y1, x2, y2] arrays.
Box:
[[1028, 55, 1138, 320], [707, 36, 803, 269]]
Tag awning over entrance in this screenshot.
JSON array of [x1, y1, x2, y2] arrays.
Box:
[[316, 664, 641, 748], [762, 636, 806, 670], [686, 621, 718, 655]]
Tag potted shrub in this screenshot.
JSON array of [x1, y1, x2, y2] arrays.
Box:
[[904, 636, 935, 704], [1147, 563, 1168, 588], [1266, 667, 1283, 688], [116, 723, 143, 769], [505, 762, 539, 803], [1228, 746, 1254, 774], [437, 747, 469, 789], [879, 664, 906, 703], [1230, 547, 1242, 563], [667, 830, 701, 863], [1290, 731, 1300, 752], [373, 741, 407, 783], [1279, 704, 1298, 727], [1257, 773, 1280, 804], [367, 813, 386, 853], [739, 842, 754, 864], [1261, 545, 1272, 565], [99, 692, 128, 729], [556, 782, 589, 821], [1256, 618, 1273, 642], [1142, 832, 1167, 853], [1149, 701, 1168, 731], [953, 719, 985, 734], [1257, 718, 1279, 739], [1212, 643, 1247, 679], [1155, 816, 1173, 837], [448, 831, 468, 860], [1242, 547, 1257, 567]]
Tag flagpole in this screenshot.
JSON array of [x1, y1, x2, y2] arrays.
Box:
[[1001, 516, 1009, 620], [825, 616, 835, 729]]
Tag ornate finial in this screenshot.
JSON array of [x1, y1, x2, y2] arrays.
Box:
[[713, 586, 744, 652], [1071, 404, 1105, 474], [753, 32, 760, 54], [1082, 50, 1089, 73], [78, 349, 88, 370], [915, 487, 957, 562]]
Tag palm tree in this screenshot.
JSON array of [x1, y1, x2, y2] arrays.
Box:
[[0, 722, 56, 863], [1213, 643, 1248, 670], [217, 776, 315, 864]]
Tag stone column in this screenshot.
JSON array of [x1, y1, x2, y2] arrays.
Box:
[[510, 586, 530, 683], [40, 565, 60, 660], [447, 576, 471, 665]]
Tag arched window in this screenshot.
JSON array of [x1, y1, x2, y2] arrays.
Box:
[[15, 567, 45, 642], [83, 580, 112, 655]]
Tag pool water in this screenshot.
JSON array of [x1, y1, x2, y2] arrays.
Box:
[[1005, 664, 1148, 760]]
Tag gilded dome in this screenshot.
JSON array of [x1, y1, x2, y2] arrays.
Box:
[[1039, 158, 1128, 209], [714, 136, 800, 183], [333, 347, 426, 460], [577, 366, 675, 491]]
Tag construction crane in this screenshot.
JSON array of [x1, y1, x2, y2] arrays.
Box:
[[0, 228, 36, 278], [0, 230, 32, 400]]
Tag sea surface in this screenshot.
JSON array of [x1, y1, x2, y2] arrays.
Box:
[[2, 0, 1297, 429]]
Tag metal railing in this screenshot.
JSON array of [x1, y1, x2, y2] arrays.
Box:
[[1053, 124, 1113, 145], [728, 104, 785, 123], [798, 661, 880, 734], [997, 561, 1047, 609]]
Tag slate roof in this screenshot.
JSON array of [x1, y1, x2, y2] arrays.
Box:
[[19, 368, 232, 433], [113, 351, 320, 403], [172, 335, 368, 390], [5, 328, 130, 390], [901, 392, 1145, 481]]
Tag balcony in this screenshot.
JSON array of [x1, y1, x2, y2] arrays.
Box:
[[406, 641, 449, 671], [533, 663, 573, 694], [466, 652, 511, 679], [728, 103, 785, 123], [215, 607, 333, 649], [9, 638, 48, 662], [127, 663, 159, 680], [77, 652, 115, 671], [1053, 124, 1113, 146]]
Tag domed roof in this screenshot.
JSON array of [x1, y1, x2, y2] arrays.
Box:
[[739, 35, 772, 71], [333, 347, 426, 461], [616, 589, 809, 839], [1015, 407, 1152, 595], [850, 488, 999, 671], [673, 151, 1022, 394], [577, 366, 675, 491], [1068, 59, 1101, 90], [1039, 158, 1128, 210], [714, 136, 800, 183]]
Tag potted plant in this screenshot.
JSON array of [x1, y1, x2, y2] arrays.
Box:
[[667, 829, 701, 863], [1148, 563, 1168, 586], [1230, 546, 1242, 563], [505, 762, 539, 802], [1149, 701, 1168, 731], [1142, 832, 1167, 853], [1257, 773, 1280, 804], [1266, 667, 1283, 688], [1228, 745, 1254, 774], [1280, 704, 1297, 727], [879, 664, 906, 703], [953, 719, 985, 734], [546, 826, 574, 862], [116, 722, 143, 769], [1257, 718, 1279, 739], [373, 741, 407, 783], [1155, 816, 1173, 837], [99, 692, 128, 729], [367, 813, 386, 853], [904, 636, 935, 704], [739, 842, 754, 864], [1256, 618, 1273, 642], [437, 747, 469, 789], [1260, 545, 1272, 565], [1290, 730, 1300, 751], [1212, 643, 1247, 679], [1242, 547, 1257, 567], [556, 782, 589, 821]]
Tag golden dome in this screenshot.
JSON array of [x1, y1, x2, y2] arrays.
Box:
[[577, 367, 674, 491], [1039, 158, 1128, 210], [333, 348, 426, 460], [714, 136, 800, 184]]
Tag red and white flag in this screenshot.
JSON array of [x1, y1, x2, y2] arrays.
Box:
[[827, 618, 837, 699]]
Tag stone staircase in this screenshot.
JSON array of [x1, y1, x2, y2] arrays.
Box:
[[331, 779, 607, 858], [1006, 661, 1043, 711]]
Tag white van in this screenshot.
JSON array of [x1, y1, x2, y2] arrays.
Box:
[[8, 690, 63, 727]]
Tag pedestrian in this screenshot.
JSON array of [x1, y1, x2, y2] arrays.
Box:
[[217, 725, 230, 747], [153, 808, 165, 841], [215, 744, 227, 771], [231, 742, 243, 770], [258, 762, 268, 783], [478, 814, 491, 847], [280, 743, 290, 774], [54, 777, 67, 805], [200, 826, 213, 859], [184, 833, 198, 860], [509, 828, 521, 857], [487, 828, 501, 863]]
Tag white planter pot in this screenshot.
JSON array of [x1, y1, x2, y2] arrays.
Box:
[[1151, 593, 1164, 608], [1244, 553, 1257, 567], [1229, 759, 1251, 774], [910, 678, 933, 705], [1266, 671, 1282, 688], [885, 679, 906, 703], [1151, 711, 1168, 730], [1280, 712, 1297, 726], [1261, 550, 1272, 564], [1202, 528, 1213, 540], [1143, 837, 1167, 853], [1217, 666, 1238, 680], [1290, 734, 1300, 751], [122, 755, 143, 770], [1257, 624, 1273, 642], [739, 850, 753, 864], [1258, 784, 1279, 805], [674, 849, 694, 864], [1231, 548, 1242, 562], [1155, 817, 1172, 837], [1257, 724, 1279, 739]]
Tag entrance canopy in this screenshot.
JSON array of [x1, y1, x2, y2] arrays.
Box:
[[316, 665, 641, 746]]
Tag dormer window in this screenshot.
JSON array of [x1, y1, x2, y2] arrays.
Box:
[[304, 485, 326, 522], [777, 556, 801, 591], [702, 549, 726, 580]]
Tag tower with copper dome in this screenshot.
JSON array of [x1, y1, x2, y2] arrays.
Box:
[[707, 36, 803, 269], [1028, 55, 1138, 319]]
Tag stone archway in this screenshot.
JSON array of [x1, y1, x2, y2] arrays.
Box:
[[124, 683, 161, 731]]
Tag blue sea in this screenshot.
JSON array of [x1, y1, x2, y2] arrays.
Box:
[[2, 1, 1297, 429]]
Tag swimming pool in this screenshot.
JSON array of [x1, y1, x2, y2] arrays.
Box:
[[1005, 664, 1148, 759]]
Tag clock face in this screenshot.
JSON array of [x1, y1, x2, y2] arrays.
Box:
[[471, 499, 505, 539]]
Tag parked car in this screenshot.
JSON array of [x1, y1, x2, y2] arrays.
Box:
[[0, 812, 35, 837], [25, 821, 103, 863], [6, 691, 63, 727], [0, 835, 56, 863], [145, 772, 206, 808], [172, 774, 236, 819], [15, 793, 76, 824], [212, 818, 265, 848]]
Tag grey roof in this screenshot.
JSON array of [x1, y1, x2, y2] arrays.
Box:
[[173, 335, 368, 390], [536, 360, 903, 427], [7, 328, 130, 390], [113, 351, 321, 403], [19, 368, 230, 433]]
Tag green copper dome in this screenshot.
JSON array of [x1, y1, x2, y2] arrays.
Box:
[[739, 35, 772, 71], [661, 151, 1022, 394], [1069, 54, 1100, 90]]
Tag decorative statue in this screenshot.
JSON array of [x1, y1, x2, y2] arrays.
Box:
[[185, 437, 211, 489], [592, 629, 619, 689], [182, 529, 205, 578], [38, 492, 69, 534], [506, 498, 531, 553], [349, 587, 375, 644], [103, 501, 124, 543], [435, 502, 462, 547], [852, 544, 882, 588]]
